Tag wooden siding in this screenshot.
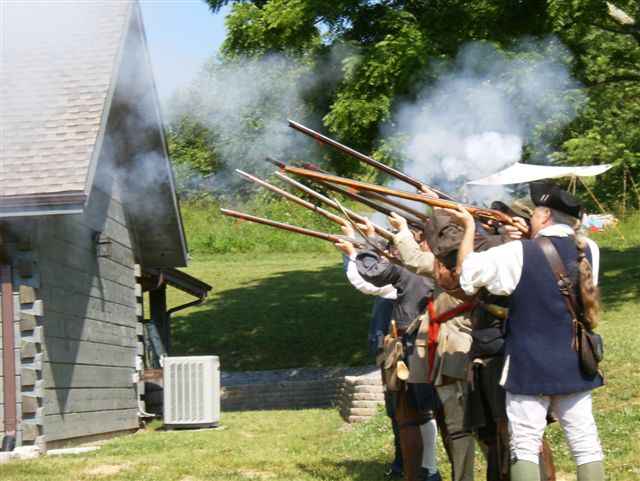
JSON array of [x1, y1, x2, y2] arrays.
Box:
[[37, 186, 139, 442]]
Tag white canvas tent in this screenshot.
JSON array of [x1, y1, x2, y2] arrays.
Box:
[[467, 162, 613, 186]]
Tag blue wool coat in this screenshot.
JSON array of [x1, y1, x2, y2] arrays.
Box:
[[503, 236, 604, 395]]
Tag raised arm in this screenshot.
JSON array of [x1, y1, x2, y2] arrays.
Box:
[[388, 212, 436, 278]]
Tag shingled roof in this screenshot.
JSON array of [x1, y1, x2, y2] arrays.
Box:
[[1, 2, 132, 202], [0, 1, 188, 267]]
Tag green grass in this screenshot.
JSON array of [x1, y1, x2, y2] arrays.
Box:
[[169, 252, 372, 370], [180, 194, 358, 256]]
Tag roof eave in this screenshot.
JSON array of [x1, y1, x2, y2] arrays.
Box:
[[0, 192, 87, 218]]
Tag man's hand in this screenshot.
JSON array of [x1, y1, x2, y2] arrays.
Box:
[[499, 217, 528, 240], [419, 185, 439, 199], [355, 217, 376, 238], [341, 222, 355, 239], [335, 240, 356, 257], [444, 206, 475, 229], [388, 212, 409, 232]]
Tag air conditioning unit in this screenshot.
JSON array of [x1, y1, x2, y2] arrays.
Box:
[[163, 355, 220, 428]]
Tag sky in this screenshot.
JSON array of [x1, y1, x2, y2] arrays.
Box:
[[139, 0, 229, 101]]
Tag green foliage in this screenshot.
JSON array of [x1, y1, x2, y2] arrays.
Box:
[[547, 0, 640, 205], [181, 195, 345, 255], [174, 0, 640, 208], [221, 0, 321, 58], [166, 115, 220, 174]]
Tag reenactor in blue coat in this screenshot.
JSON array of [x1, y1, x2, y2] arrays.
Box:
[[454, 182, 605, 481]]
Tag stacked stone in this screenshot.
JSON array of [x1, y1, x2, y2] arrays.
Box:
[[221, 378, 343, 411], [338, 372, 385, 423], [15, 243, 46, 452]]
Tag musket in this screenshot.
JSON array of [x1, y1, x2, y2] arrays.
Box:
[[278, 165, 530, 235], [358, 191, 428, 222], [236, 169, 346, 226], [282, 158, 427, 229], [267, 158, 423, 230], [288, 119, 454, 200], [314, 179, 424, 230], [273, 171, 394, 240], [220, 208, 367, 248]]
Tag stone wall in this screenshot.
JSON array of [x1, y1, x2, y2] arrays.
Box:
[[145, 365, 385, 423], [337, 371, 385, 423]]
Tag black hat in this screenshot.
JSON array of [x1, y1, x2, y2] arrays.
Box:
[[423, 214, 464, 269], [529, 181, 582, 219]]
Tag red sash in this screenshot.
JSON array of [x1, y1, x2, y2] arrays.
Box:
[[426, 298, 475, 382]]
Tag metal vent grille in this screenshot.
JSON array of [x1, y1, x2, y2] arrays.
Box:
[[163, 356, 220, 427]]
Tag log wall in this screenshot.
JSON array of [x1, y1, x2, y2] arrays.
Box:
[[35, 185, 140, 444]]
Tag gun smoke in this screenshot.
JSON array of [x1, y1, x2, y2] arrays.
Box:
[[166, 49, 352, 195], [388, 38, 586, 204]]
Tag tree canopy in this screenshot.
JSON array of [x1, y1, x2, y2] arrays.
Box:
[[168, 0, 639, 208]]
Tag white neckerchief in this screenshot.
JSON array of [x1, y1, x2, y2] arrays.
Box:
[[534, 223, 575, 238]]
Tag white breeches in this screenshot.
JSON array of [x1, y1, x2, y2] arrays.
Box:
[[506, 390, 603, 466]]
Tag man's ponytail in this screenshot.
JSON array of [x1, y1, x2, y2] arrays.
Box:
[[576, 234, 601, 330]]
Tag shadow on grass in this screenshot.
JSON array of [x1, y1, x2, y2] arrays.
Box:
[[171, 263, 373, 371], [598, 246, 640, 310], [297, 460, 389, 481]]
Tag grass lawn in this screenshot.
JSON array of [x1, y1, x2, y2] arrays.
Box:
[[4, 216, 639, 480], [168, 251, 373, 371]]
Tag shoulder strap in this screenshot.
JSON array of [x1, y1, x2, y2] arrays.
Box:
[[535, 237, 580, 321]]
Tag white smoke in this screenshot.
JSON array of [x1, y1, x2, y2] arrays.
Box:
[[167, 52, 350, 193], [389, 38, 586, 204]]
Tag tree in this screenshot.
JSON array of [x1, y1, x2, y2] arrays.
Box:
[[193, 0, 639, 208]]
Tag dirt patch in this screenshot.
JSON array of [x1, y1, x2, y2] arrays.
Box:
[[83, 463, 130, 476], [554, 473, 573, 481], [238, 469, 276, 479]]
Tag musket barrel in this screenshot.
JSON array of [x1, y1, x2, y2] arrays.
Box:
[[235, 169, 346, 226], [359, 190, 429, 222], [220, 208, 366, 247], [287, 119, 454, 200], [280, 165, 528, 235], [273, 171, 394, 240], [315, 180, 424, 230]]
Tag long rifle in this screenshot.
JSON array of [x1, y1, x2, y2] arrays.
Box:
[[314, 179, 424, 230], [278, 165, 529, 235], [220, 208, 367, 248], [273, 171, 394, 240], [358, 191, 428, 222], [265, 157, 426, 230], [236, 169, 346, 226], [288, 119, 454, 200], [237, 168, 393, 241]]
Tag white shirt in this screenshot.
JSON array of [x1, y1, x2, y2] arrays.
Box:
[[460, 224, 600, 296], [344, 254, 398, 299]]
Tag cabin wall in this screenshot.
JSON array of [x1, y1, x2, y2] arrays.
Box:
[[36, 185, 140, 444]]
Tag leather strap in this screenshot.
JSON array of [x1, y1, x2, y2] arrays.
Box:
[[536, 237, 581, 350]]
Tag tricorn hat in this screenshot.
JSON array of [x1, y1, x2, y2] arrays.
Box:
[[529, 181, 582, 219]]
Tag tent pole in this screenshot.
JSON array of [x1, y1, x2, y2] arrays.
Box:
[[622, 166, 627, 219], [625, 164, 640, 209]]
